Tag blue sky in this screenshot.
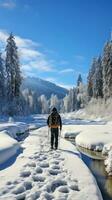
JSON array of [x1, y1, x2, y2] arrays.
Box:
[[0, 0, 112, 88]]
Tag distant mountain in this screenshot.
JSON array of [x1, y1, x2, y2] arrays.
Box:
[[21, 77, 68, 99]]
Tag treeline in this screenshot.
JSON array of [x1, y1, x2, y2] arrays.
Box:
[[22, 74, 86, 114], [35, 75, 87, 114], [0, 33, 86, 115], [1, 33, 111, 116], [87, 40, 112, 101]]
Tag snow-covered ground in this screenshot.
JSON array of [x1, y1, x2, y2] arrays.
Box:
[[75, 124, 112, 151], [0, 121, 28, 139], [0, 131, 19, 166], [0, 115, 48, 166], [0, 121, 28, 166], [0, 126, 102, 200]]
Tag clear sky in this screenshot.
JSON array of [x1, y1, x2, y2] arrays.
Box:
[[0, 0, 112, 88]]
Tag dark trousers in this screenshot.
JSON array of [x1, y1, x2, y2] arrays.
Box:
[[51, 128, 59, 149]]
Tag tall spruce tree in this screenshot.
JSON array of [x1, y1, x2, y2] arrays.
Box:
[[77, 74, 82, 87], [87, 58, 96, 99], [93, 56, 103, 98], [5, 33, 22, 101], [0, 53, 5, 98], [102, 41, 112, 100]]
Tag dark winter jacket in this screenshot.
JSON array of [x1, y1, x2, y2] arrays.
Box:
[[47, 111, 62, 130]]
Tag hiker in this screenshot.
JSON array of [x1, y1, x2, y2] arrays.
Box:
[[47, 107, 62, 150]]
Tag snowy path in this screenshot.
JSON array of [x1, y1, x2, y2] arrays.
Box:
[[0, 126, 102, 200]]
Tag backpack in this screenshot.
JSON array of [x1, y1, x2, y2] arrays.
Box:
[[49, 113, 60, 128]]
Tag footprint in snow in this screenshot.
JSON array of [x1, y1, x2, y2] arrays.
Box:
[[49, 169, 61, 176], [38, 157, 45, 161], [69, 183, 79, 191], [26, 191, 40, 200], [53, 153, 60, 159], [48, 179, 67, 192], [28, 161, 36, 168], [33, 155, 40, 160], [1, 188, 10, 195], [39, 162, 49, 168], [51, 164, 60, 170], [40, 192, 54, 200], [15, 192, 26, 200], [20, 170, 31, 178], [50, 160, 59, 165], [35, 166, 43, 174], [12, 184, 25, 195], [58, 186, 69, 193], [32, 175, 45, 182], [23, 181, 32, 191], [41, 155, 47, 160]]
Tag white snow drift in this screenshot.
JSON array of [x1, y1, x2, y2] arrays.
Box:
[[0, 131, 19, 165], [74, 124, 112, 151]]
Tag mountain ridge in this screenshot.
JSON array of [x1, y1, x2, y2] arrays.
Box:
[[21, 76, 68, 99]]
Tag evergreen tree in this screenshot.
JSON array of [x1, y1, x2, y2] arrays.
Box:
[[77, 74, 82, 86], [39, 95, 49, 114], [5, 33, 22, 102], [102, 41, 112, 100], [0, 53, 5, 98], [50, 94, 60, 111], [68, 89, 75, 112], [72, 87, 78, 111], [63, 94, 71, 112], [87, 58, 96, 99], [93, 56, 103, 98]]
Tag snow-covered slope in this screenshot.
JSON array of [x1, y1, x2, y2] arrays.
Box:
[[21, 76, 68, 99]]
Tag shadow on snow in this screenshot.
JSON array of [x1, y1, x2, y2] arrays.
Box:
[[0, 147, 24, 171]]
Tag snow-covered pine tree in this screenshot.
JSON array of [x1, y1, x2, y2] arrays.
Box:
[[76, 74, 83, 109], [15, 53, 22, 98], [63, 94, 71, 112], [72, 87, 77, 111], [87, 58, 96, 99], [68, 89, 75, 112], [50, 94, 60, 111], [0, 52, 5, 98], [93, 56, 103, 98], [39, 95, 49, 114], [102, 41, 112, 100], [77, 74, 82, 87], [5, 33, 22, 102], [5, 33, 22, 115]]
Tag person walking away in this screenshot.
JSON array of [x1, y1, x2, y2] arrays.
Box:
[[47, 107, 62, 150]]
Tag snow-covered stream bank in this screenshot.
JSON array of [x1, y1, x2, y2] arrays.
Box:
[[77, 146, 112, 200], [0, 125, 102, 200], [61, 122, 112, 200], [0, 115, 110, 200]]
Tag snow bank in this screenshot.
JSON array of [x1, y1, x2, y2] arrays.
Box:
[[75, 125, 112, 151], [62, 125, 80, 139], [62, 98, 112, 121], [0, 121, 28, 165], [102, 143, 112, 155], [104, 149, 112, 176], [0, 131, 19, 165], [0, 122, 28, 139], [103, 143, 112, 176]]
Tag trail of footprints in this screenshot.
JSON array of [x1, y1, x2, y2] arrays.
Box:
[[1, 147, 80, 200]]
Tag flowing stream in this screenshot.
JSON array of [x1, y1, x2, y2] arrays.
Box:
[[77, 146, 112, 200]]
